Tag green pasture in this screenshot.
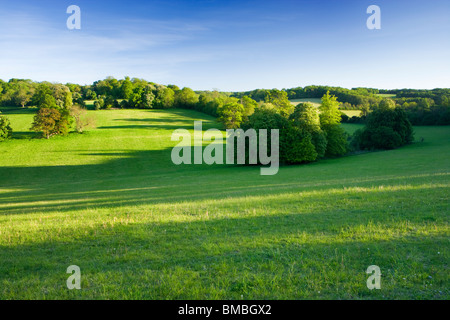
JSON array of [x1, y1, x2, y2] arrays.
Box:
[[0, 107, 448, 299]]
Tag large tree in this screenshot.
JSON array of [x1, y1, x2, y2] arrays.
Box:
[[354, 107, 414, 150], [13, 82, 35, 108], [218, 102, 245, 129], [31, 108, 67, 139], [319, 92, 348, 157], [289, 103, 327, 158]]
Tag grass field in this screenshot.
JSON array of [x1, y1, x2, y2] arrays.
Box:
[[0, 107, 448, 299], [290, 99, 362, 117], [341, 110, 362, 117], [376, 94, 397, 98], [290, 98, 322, 107]]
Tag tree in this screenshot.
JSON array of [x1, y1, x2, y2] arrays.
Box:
[[283, 126, 318, 163], [31, 108, 67, 139], [218, 102, 245, 129], [153, 87, 175, 109], [13, 82, 34, 108], [378, 98, 396, 110], [264, 89, 293, 116], [241, 96, 257, 120], [140, 87, 155, 109], [51, 84, 73, 109], [319, 92, 348, 157], [85, 89, 97, 100], [94, 98, 105, 110], [120, 76, 134, 100], [319, 91, 342, 127], [323, 124, 348, 156], [39, 94, 58, 109], [0, 112, 13, 141], [70, 105, 96, 133], [242, 107, 318, 164], [32, 83, 54, 108], [130, 86, 155, 109], [289, 103, 327, 158], [354, 107, 414, 150], [175, 87, 199, 108]]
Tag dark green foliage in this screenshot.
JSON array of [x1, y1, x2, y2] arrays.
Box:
[[310, 130, 327, 159], [283, 127, 317, 163], [0, 113, 12, 141], [322, 124, 348, 156], [242, 107, 318, 164], [354, 107, 414, 150], [94, 98, 104, 110], [85, 89, 97, 100], [289, 103, 327, 159]]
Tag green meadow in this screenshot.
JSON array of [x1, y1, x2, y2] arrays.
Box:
[[290, 99, 362, 117], [0, 107, 448, 299], [290, 98, 322, 107]]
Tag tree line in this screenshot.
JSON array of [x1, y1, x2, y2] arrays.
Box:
[[0, 77, 419, 160]]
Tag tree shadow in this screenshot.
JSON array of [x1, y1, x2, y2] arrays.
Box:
[[0, 107, 37, 115], [0, 210, 447, 299]]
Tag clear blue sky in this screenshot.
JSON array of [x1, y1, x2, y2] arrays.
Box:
[[0, 0, 449, 91]]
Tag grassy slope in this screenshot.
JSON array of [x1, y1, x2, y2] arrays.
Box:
[[0, 108, 448, 299], [290, 98, 322, 107], [290, 99, 362, 117]]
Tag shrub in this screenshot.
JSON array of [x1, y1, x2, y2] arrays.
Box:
[[354, 107, 414, 150], [94, 98, 104, 110], [0, 113, 13, 141]]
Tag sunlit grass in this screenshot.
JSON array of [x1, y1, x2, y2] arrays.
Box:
[[0, 108, 448, 299]]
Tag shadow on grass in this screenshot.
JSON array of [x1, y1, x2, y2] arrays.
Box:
[[0, 107, 37, 115], [0, 144, 447, 217], [10, 131, 39, 140], [0, 209, 447, 299], [100, 112, 218, 131]]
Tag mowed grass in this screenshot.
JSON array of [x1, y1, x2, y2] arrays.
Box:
[[0, 107, 449, 300]]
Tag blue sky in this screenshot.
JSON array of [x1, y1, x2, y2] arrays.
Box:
[[0, 0, 449, 91]]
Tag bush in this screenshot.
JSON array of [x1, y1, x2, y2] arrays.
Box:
[[94, 98, 104, 110], [0, 113, 13, 141], [354, 107, 414, 150]]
